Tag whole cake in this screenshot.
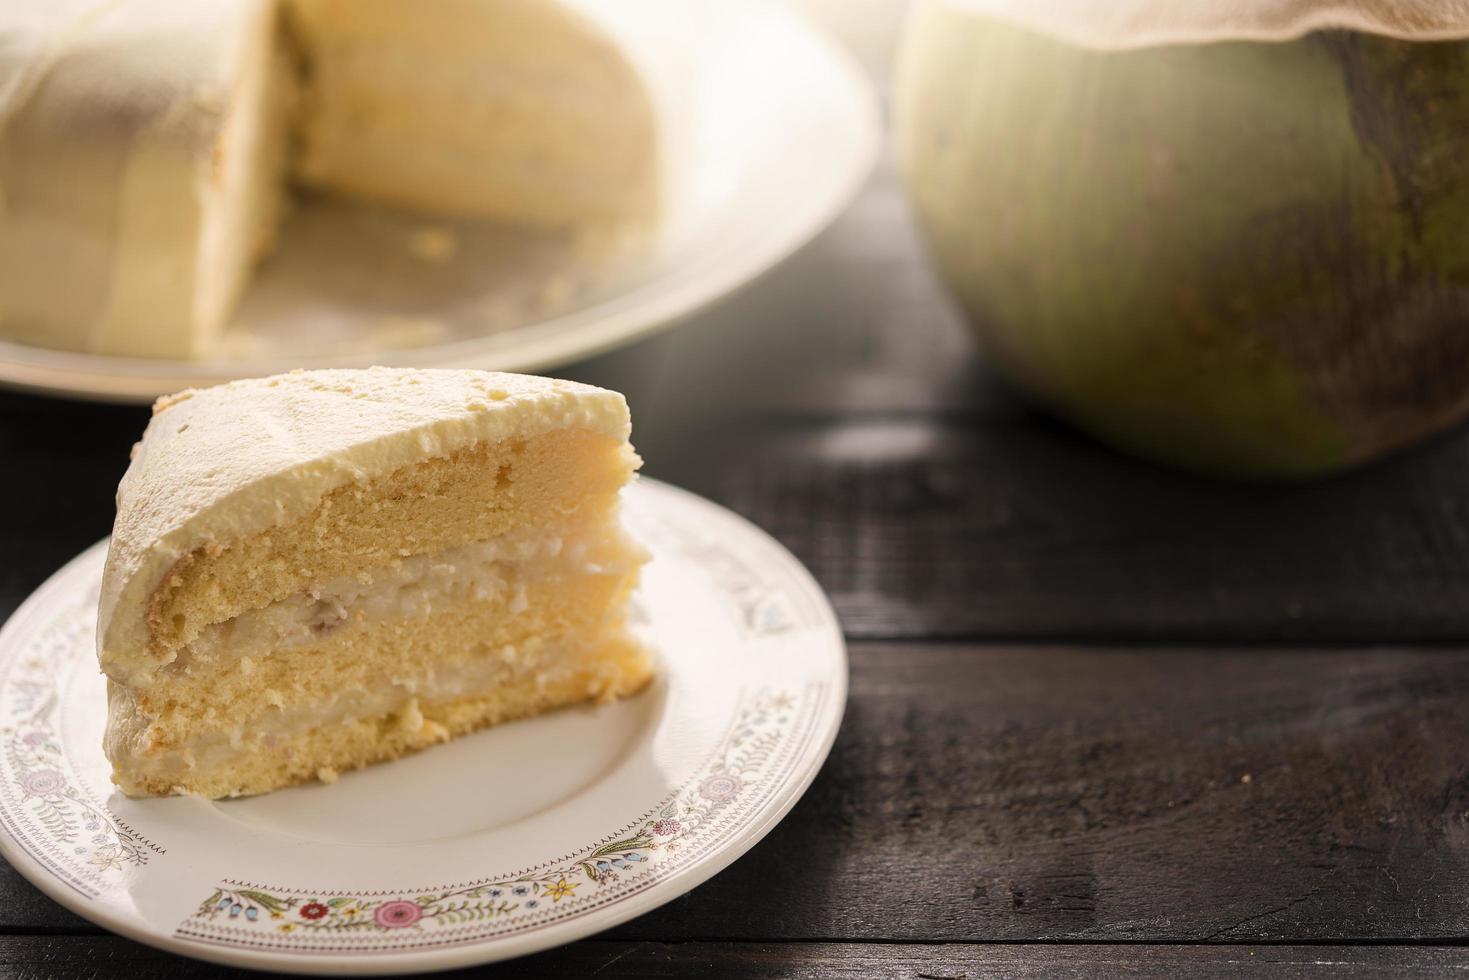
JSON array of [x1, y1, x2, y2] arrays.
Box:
[[0, 0, 658, 358], [98, 367, 653, 798]]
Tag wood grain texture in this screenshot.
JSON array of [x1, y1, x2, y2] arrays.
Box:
[[0, 643, 1466, 944], [1, 936, 1467, 980], [681, 418, 1469, 641], [606, 643, 1469, 944]]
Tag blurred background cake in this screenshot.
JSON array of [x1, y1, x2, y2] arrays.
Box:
[[0, 0, 658, 360]]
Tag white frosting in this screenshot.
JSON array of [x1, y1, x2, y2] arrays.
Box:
[[939, 0, 1469, 47], [0, 0, 656, 357], [0, 0, 280, 355], [98, 367, 631, 670]]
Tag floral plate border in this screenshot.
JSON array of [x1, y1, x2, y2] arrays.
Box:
[[177, 684, 830, 953], [0, 479, 846, 972], [0, 586, 162, 900]]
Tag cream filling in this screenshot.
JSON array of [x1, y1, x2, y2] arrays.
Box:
[[149, 522, 644, 679], [109, 521, 645, 787], [118, 631, 618, 785]]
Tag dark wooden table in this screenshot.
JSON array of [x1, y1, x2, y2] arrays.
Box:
[[4, 158, 1469, 978]]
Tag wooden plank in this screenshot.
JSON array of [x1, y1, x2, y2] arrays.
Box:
[[661, 417, 1469, 641], [0, 936, 1467, 979], [607, 644, 1469, 944], [2, 644, 1467, 943]]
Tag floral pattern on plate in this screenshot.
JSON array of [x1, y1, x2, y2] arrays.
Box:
[[0, 596, 159, 896], [180, 690, 803, 946], [0, 479, 846, 971]]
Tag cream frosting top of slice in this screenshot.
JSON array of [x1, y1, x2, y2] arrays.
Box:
[[97, 367, 632, 663]]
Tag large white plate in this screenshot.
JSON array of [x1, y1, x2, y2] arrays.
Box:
[[0, 479, 846, 973], [0, 0, 878, 403]]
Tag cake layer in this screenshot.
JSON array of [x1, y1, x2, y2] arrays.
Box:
[[156, 521, 643, 681], [145, 425, 633, 661], [288, 0, 658, 227], [99, 369, 635, 674], [138, 531, 643, 706], [108, 627, 652, 798], [106, 529, 646, 796], [192, 13, 297, 340]]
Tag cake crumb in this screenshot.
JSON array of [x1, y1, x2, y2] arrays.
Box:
[[316, 767, 340, 784], [397, 699, 425, 733]]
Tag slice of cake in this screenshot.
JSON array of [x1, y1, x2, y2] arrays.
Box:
[[0, 0, 658, 358], [97, 367, 652, 798]]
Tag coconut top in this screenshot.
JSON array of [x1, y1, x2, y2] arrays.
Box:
[[943, 0, 1469, 48]]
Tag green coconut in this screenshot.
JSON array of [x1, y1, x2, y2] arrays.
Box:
[[895, 0, 1469, 478]]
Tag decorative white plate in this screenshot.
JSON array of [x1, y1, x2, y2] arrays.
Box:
[[0, 0, 879, 403], [0, 479, 846, 974]]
